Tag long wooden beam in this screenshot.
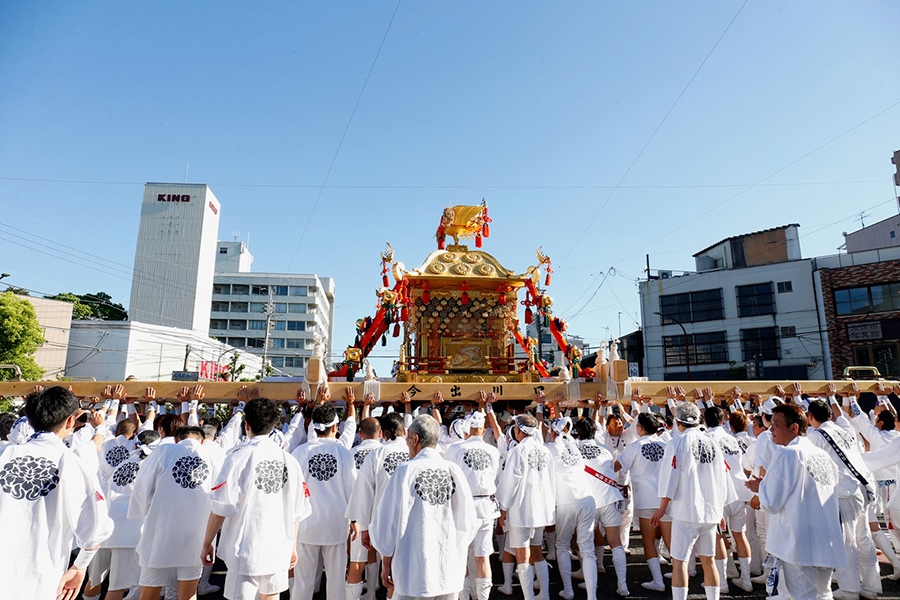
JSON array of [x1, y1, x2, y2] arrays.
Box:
[[0, 380, 895, 404]]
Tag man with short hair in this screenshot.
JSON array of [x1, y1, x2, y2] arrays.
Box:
[[370, 414, 477, 600], [0, 386, 113, 599], [202, 398, 311, 600], [652, 402, 730, 600], [746, 404, 845, 600], [291, 401, 357, 600], [495, 412, 555, 600], [129, 425, 223, 600]]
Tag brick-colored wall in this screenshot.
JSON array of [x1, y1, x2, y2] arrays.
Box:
[[819, 259, 900, 377]]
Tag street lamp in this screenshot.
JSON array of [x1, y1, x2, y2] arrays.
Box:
[[654, 311, 690, 381]]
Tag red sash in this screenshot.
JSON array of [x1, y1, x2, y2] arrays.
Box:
[[584, 465, 618, 488]]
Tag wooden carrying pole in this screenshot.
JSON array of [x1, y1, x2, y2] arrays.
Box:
[[0, 380, 894, 404]]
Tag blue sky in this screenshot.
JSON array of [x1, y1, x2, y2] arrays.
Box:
[[2, 1, 899, 374]]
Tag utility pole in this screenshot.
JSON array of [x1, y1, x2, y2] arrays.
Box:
[[183, 345, 191, 371], [618, 312, 622, 338], [261, 293, 275, 378]]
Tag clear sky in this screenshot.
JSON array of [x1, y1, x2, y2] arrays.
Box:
[[2, 1, 899, 374]]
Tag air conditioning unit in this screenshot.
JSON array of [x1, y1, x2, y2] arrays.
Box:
[[659, 270, 673, 279]]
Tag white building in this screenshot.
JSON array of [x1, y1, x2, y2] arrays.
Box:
[[842, 213, 900, 254], [65, 321, 262, 381], [639, 225, 826, 381], [128, 183, 221, 331]]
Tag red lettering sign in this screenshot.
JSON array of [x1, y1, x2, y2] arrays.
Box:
[[208, 201, 218, 215]]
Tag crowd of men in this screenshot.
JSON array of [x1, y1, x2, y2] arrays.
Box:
[[3, 380, 900, 600]]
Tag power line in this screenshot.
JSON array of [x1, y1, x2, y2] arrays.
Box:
[[286, 0, 403, 271], [557, 0, 750, 268]]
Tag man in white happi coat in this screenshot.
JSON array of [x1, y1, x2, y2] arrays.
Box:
[[652, 401, 730, 600], [0, 386, 113, 600], [202, 398, 311, 600], [806, 396, 879, 599], [347, 410, 385, 600], [495, 413, 556, 600], [746, 403, 846, 600], [370, 414, 477, 600], [128, 425, 223, 600], [544, 414, 598, 600], [346, 411, 411, 600], [291, 402, 357, 600], [444, 402, 502, 600]]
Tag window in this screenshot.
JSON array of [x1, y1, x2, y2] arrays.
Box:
[[248, 320, 266, 330], [777, 281, 793, 293], [251, 284, 269, 296], [270, 357, 285, 368], [226, 337, 245, 347], [290, 286, 307, 296], [271, 339, 286, 349], [273, 285, 288, 296], [741, 327, 779, 361], [274, 303, 287, 314], [659, 289, 724, 324], [214, 336, 227, 343], [663, 331, 728, 366], [274, 321, 286, 331], [250, 302, 267, 313], [540, 333, 552, 344], [287, 321, 306, 331], [736, 283, 775, 317], [213, 283, 230, 295], [781, 326, 797, 338], [231, 284, 249, 295], [287, 339, 304, 349], [211, 301, 229, 312], [246, 338, 265, 348], [229, 320, 247, 330], [834, 283, 900, 316], [219, 247, 228, 254], [893, 231, 897, 240], [289, 303, 307, 314], [230, 302, 248, 313], [209, 319, 228, 330], [285, 357, 305, 368]]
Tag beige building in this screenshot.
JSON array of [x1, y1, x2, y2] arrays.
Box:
[[17, 295, 74, 378]]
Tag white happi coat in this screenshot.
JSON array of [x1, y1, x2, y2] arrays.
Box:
[[212, 436, 311, 575], [658, 426, 730, 524], [863, 437, 900, 511], [0, 431, 113, 599], [351, 438, 383, 472], [576, 438, 624, 508], [753, 428, 775, 474], [99, 435, 137, 487], [809, 420, 871, 499], [445, 436, 501, 519], [346, 437, 410, 530], [617, 435, 667, 511], [128, 438, 222, 569], [104, 451, 146, 549], [758, 436, 845, 568], [370, 447, 477, 597], [851, 409, 900, 482], [546, 435, 592, 506], [496, 434, 556, 528], [706, 426, 751, 502], [291, 437, 356, 545]]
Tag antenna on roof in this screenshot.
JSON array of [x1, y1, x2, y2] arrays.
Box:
[[184, 160, 189, 183], [858, 211, 870, 228]]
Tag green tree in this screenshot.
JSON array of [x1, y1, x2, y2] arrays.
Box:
[[0, 292, 45, 380], [46, 291, 127, 320], [46, 292, 93, 319], [224, 351, 246, 382], [6, 287, 30, 296]]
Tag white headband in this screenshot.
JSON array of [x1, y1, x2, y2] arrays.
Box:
[[313, 415, 340, 431], [516, 415, 539, 437], [449, 418, 467, 440], [467, 412, 486, 430], [551, 417, 572, 435]]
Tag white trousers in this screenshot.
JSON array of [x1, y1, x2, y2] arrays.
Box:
[[836, 493, 878, 594], [779, 561, 834, 600], [292, 542, 347, 600]]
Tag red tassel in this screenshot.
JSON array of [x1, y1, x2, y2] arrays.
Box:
[[438, 238, 445, 250], [461, 292, 469, 305], [422, 290, 430, 303], [483, 223, 489, 237], [393, 323, 400, 337], [475, 235, 482, 248], [382, 275, 389, 287], [499, 292, 507, 305], [401, 306, 409, 321], [525, 307, 533, 324], [545, 273, 551, 286]]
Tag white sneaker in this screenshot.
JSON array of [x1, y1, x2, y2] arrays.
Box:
[[719, 582, 729, 594], [658, 556, 669, 566], [197, 583, 220, 596], [731, 576, 753, 592], [497, 585, 513, 596], [832, 591, 860, 600], [890, 569, 900, 582], [860, 589, 878, 600], [616, 584, 630, 597], [664, 573, 672, 579], [559, 590, 574, 600], [750, 571, 769, 585], [641, 581, 665, 592]]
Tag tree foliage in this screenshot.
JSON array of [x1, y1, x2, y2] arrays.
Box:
[[0, 292, 45, 380], [46, 291, 127, 321]]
